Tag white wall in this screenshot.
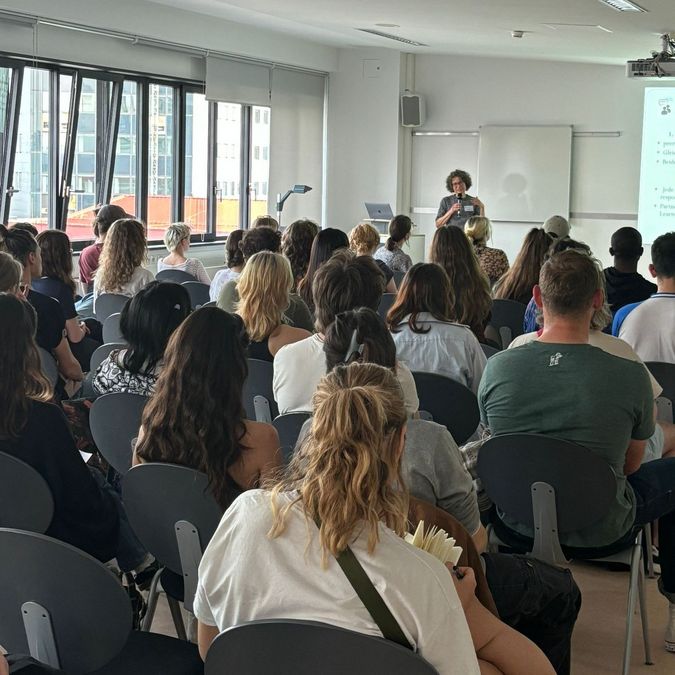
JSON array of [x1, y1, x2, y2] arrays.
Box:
[[410, 54, 674, 273], [324, 48, 403, 231]]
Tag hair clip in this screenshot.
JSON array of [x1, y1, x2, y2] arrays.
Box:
[[342, 328, 364, 364]]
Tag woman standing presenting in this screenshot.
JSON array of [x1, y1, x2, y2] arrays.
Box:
[[436, 169, 485, 229]]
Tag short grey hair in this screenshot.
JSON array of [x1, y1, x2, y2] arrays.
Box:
[[164, 223, 191, 252]]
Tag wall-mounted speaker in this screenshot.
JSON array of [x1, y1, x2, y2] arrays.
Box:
[[400, 93, 425, 128]]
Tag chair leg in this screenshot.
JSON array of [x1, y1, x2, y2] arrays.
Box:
[[167, 595, 188, 641], [644, 523, 656, 579], [140, 567, 163, 632], [622, 542, 642, 675], [637, 563, 654, 665]]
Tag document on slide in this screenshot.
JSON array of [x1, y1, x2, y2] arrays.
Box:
[[638, 87, 675, 243]]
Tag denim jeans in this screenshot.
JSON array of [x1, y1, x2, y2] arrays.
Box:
[[482, 552, 582, 675]]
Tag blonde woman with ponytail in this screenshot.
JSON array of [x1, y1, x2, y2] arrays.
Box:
[[194, 362, 553, 675]]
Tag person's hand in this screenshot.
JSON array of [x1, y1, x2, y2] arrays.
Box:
[[472, 197, 484, 213], [446, 565, 476, 610], [0, 653, 9, 675], [447, 201, 462, 217]]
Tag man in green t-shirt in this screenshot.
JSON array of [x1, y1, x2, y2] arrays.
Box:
[[479, 249, 675, 652]]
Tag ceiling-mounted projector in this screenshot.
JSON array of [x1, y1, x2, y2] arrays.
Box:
[[627, 33, 675, 78]]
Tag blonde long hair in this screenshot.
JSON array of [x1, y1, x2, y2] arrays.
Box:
[[96, 218, 147, 293], [236, 251, 292, 342], [268, 362, 408, 565]]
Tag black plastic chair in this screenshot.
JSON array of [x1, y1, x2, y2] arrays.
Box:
[[205, 619, 438, 675], [37, 347, 59, 387], [243, 358, 279, 423], [95, 293, 129, 322], [0, 452, 54, 533], [646, 361, 674, 424], [0, 528, 203, 675], [377, 293, 396, 321], [272, 412, 311, 463], [89, 392, 148, 473], [182, 281, 210, 309], [480, 343, 500, 358], [102, 312, 124, 343], [123, 463, 223, 638], [486, 299, 527, 349], [477, 433, 652, 675], [393, 270, 406, 288], [411, 371, 480, 445], [157, 269, 198, 283]]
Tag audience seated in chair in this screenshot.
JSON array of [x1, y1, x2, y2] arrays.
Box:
[[0, 293, 150, 577], [217, 227, 314, 332], [348, 221, 397, 293], [373, 214, 414, 274], [281, 218, 319, 291], [158, 222, 211, 285], [616, 231, 675, 364], [273, 250, 418, 415], [93, 281, 191, 396], [0, 228, 83, 386], [603, 226, 657, 316], [387, 263, 486, 394], [430, 225, 492, 343], [478, 249, 675, 652], [296, 227, 349, 314], [92, 218, 154, 310], [210, 228, 245, 302], [464, 216, 509, 286], [236, 251, 310, 361], [195, 362, 555, 674], [134, 307, 281, 508]]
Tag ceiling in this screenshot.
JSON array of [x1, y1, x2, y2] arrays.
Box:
[[147, 0, 675, 65]]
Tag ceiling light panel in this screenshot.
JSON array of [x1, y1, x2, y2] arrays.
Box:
[[544, 23, 613, 33], [357, 29, 427, 47], [597, 0, 647, 12]]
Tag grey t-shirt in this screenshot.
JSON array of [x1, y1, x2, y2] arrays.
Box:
[[437, 194, 479, 229]]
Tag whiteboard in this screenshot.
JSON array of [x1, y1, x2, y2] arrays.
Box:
[[477, 125, 572, 223]]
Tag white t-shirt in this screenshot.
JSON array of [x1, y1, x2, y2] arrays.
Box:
[[158, 257, 211, 285], [92, 266, 155, 308], [509, 329, 663, 398], [618, 293, 675, 364], [273, 334, 419, 416], [194, 490, 480, 675]]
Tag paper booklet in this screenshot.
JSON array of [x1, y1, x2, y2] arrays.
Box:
[[404, 520, 463, 566]]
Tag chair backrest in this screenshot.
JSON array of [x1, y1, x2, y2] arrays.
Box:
[[0, 453, 54, 533], [156, 268, 197, 283], [393, 270, 406, 288], [477, 433, 616, 535], [205, 620, 439, 675], [377, 293, 396, 321], [94, 293, 129, 322], [480, 343, 500, 359], [272, 412, 311, 462], [487, 299, 527, 349], [122, 463, 223, 612], [182, 281, 210, 309], [646, 361, 675, 424], [411, 371, 479, 445], [243, 358, 279, 423], [102, 312, 124, 343], [37, 347, 59, 387], [0, 528, 132, 674], [89, 392, 148, 473]]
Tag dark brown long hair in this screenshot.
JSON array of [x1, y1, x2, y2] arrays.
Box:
[[493, 228, 553, 304], [135, 307, 250, 508], [430, 226, 492, 337], [36, 230, 76, 296], [387, 263, 455, 333], [0, 294, 52, 438], [281, 219, 319, 287]]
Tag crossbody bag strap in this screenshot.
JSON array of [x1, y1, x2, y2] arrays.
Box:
[[314, 516, 413, 650]]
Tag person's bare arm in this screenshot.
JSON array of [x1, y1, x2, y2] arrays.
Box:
[[65, 317, 88, 343], [228, 422, 282, 488], [472, 523, 488, 554], [435, 201, 461, 228], [53, 335, 84, 381], [385, 277, 397, 294], [132, 426, 145, 466], [624, 438, 646, 475], [197, 621, 220, 660]]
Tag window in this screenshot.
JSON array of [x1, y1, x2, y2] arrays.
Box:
[[215, 101, 241, 235], [111, 80, 137, 217], [254, 145, 260, 160], [250, 106, 271, 222], [254, 109, 260, 123], [183, 91, 208, 234]]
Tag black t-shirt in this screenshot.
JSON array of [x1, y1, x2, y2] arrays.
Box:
[[27, 289, 66, 352], [0, 400, 119, 562], [31, 276, 77, 320]]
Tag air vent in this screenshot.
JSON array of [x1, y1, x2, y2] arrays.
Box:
[[597, 0, 646, 12], [357, 29, 427, 47]]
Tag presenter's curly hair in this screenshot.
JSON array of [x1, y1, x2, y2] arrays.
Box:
[[96, 218, 147, 293], [267, 362, 408, 565], [446, 169, 472, 192]]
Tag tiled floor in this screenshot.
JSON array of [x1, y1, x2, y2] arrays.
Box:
[[150, 560, 675, 673]]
